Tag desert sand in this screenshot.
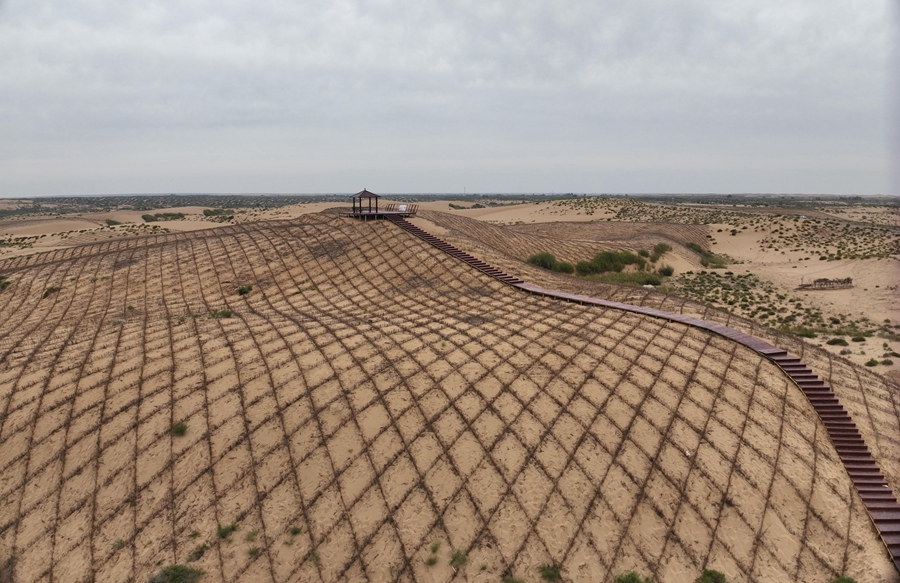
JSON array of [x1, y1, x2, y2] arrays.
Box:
[[0, 209, 898, 583]]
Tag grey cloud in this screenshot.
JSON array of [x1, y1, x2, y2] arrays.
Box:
[[0, 0, 893, 195]]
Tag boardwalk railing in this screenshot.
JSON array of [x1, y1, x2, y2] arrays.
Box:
[[385, 214, 900, 570]]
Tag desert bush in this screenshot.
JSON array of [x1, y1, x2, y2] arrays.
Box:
[[575, 260, 598, 275], [827, 338, 849, 346], [686, 242, 703, 253], [694, 569, 727, 583], [142, 214, 157, 222], [217, 522, 238, 539], [538, 563, 561, 582], [615, 572, 652, 583], [638, 249, 650, 257], [203, 208, 234, 217], [554, 261, 574, 274], [851, 335, 866, 342], [212, 308, 233, 318], [865, 359, 878, 367], [187, 544, 207, 562], [237, 285, 253, 296], [588, 272, 662, 286], [882, 359, 894, 365], [105, 219, 121, 226], [527, 252, 559, 270], [658, 265, 674, 276], [449, 549, 468, 568], [171, 422, 187, 436], [147, 564, 203, 583]]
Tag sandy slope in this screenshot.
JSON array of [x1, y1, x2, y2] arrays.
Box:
[[0, 213, 896, 583]]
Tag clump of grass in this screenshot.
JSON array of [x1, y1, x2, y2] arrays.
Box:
[[248, 547, 260, 557], [658, 265, 674, 276], [113, 538, 126, 550], [188, 530, 200, 539], [615, 572, 652, 583], [216, 522, 238, 539], [105, 219, 121, 226], [586, 272, 662, 286], [212, 308, 232, 318], [0, 275, 10, 291], [430, 541, 441, 554], [307, 549, 321, 565], [187, 543, 207, 562], [576, 250, 645, 275], [237, 285, 253, 296], [539, 563, 561, 581], [694, 569, 727, 583], [425, 555, 438, 566], [147, 564, 203, 583], [245, 529, 257, 542], [526, 252, 575, 274], [42, 285, 61, 299], [827, 337, 849, 346], [851, 335, 866, 342], [171, 422, 187, 436], [449, 549, 468, 568], [289, 526, 302, 536], [882, 359, 894, 365]]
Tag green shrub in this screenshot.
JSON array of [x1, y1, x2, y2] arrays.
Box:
[[694, 569, 727, 583], [147, 564, 203, 583], [851, 335, 866, 342], [553, 261, 574, 274], [658, 265, 674, 276], [203, 208, 234, 217], [615, 572, 652, 583], [237, 285, 253, 296], [527, 252, 559, 270], [881, 359, 894, 365], [216, 522, 238, 539], [538, 563, 561, 582], [187, 544, 207, 562], [638, 249, 649, 257], [171, 422, 187, 436], [591, 250, 644, 272], [142, 214, 157, 222], [686, 242, 704, 253], [449, 549, 468, 568], [212, 309, 232, 318], [105, 219, 121, 226], [575, 260, 599, 275], [827, 338, 849, 346], [589, 272, 662, 286], [865, 359, 878, 367]]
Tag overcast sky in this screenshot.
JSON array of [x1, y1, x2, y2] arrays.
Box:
[[0, 0, 895, 196]]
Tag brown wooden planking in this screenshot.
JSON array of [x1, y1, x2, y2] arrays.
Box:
[[384, 215, 900, 570]]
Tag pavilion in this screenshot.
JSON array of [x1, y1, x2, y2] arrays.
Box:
[[345, 189, 418, 220]]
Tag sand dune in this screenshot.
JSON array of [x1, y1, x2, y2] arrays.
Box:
[[0, 213, 897, 582]]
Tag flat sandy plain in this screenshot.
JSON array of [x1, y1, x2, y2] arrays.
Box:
[[0, 197, 898, 583]]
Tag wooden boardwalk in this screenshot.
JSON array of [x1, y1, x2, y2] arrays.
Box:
[[386, 215, 900, 570]]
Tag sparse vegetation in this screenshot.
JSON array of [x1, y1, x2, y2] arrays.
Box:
[[616, 572, 652, 583], [171, 422, 187, 436], [694, 569, 727, 583], [216, 522, 238, 539], [237, 284, 253, 296], [424, 555, 438, 566], [211, 308, 232, 318], [0, 274, 10, 291], [307, 549, 321, 565], [187, 544, 207, 562], [143, 213, 185, 222], [147, 564, 203, 583], [248, 547, 260, 557], [449, 549, 468, 568], [105, 219, 121, 225], [429, 541, 441, 553], [538, 563, 561, 582]]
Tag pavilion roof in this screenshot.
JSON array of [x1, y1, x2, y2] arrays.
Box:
[[351, 189, 380, 199]]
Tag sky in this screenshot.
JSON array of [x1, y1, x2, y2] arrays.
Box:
[[0, 0, 895, 196]]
